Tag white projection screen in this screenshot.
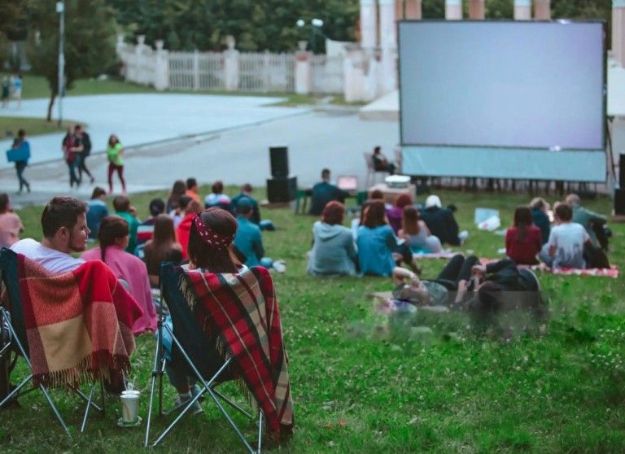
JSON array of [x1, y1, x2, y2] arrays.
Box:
[[399, 21, 607, 182]]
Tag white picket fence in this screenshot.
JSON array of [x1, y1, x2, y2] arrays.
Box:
[[169, 51, 225, 90], [311, 55, 344, 94], [238, 53, 295, 93]]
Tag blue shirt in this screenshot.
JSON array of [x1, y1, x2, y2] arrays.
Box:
[[357, 224, 396, 276], [86, 199, 108, 239], [234, 217, 264, 267]]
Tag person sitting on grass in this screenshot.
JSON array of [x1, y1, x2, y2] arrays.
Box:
[[307, 201, 358, 276], [185, 177, 201, 204], [565, 193, 609, 251], [113, 195, 140, 254], [137, 197, 166, 246], [505, 206, 542, 265], [539, 202, 590, 269], [143, 214, 183, 288], [419, 194, 467, 246], [82, 216, 156, 335], [166, 179, 187, 214], [233, 198, 265, 267], [398, 206, 442, 254], [357, 200, 417, 276], [204, 180, 232, 212], [309, 168, 348, 216], [0, 193, 23, 248], [176, 199, 202, 260], [86, 186, 108, 240], [529, 197, 550, 245], [386, 193, 413, 234]]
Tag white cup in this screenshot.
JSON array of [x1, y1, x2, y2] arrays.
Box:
[[120, 389, 140, 424]]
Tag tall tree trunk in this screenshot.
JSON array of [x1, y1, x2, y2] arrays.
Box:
[[47, 93, 56, 122]]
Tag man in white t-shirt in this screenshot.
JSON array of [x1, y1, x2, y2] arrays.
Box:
[[539, 202, 590, 269], [11, 196, 89, 274]]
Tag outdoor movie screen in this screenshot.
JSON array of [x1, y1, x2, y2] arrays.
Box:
[[398, 21, 605, 151]]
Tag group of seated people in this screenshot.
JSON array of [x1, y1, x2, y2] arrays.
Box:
[[2, 190, 291, 421], [307, 182, 468, 277], [505, 193, 609, 269]]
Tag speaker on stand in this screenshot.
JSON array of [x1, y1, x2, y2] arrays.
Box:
[[266, 146, 297, 203]]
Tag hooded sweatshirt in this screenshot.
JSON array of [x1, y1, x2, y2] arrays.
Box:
[[307, 221, 357, 276]]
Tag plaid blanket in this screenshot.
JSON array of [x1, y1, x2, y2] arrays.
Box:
[[182, 266, 293, 438], [15, 255, 142, 387]]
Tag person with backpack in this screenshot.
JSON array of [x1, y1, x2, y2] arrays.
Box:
[[75, 124, 94, 184]]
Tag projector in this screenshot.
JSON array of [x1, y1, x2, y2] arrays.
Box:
[[385, 175, 410, 188]]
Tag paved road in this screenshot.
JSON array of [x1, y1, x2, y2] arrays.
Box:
[[0, 94, 399, 207]]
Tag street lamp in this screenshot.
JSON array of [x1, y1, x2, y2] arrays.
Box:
[[295, 18, 326, 53], [56, 1, 65, 127]]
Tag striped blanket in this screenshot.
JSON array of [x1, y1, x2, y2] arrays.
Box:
[[13, 255, 142, 388], [182, 266, 293, 439]]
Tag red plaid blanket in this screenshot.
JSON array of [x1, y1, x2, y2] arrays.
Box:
[[15, 255, 142, 387], [182, 266, 293, 438]]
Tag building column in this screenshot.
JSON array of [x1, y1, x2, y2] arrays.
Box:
[[514, 0, 532, 20], [360, 0, 377, 50], [534, 0, 550, 20], [379, 0, 397, 93], [468, 0, 485, 20], [445, 0, 462, 20], [614, 0, 625, 67]]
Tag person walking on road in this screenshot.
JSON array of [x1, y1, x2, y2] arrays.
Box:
[[11, 129, 30, 193], [62, 127, 82, 188], [75, 124, 94, 184], [106, 134, 126, 194]]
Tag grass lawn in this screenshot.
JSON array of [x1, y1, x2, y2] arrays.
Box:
[[2, 188, 625, 452], [0, 117, 82, 139]]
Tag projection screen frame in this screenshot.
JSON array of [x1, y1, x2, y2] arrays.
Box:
[[398, 20, 608, 183]]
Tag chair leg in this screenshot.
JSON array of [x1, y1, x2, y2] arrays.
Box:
[[40, 383, 72, 439], [80, 385, 96, 433], [257, 410, 263, 454], [144, 321, 166, 447], [0, 373, 31, 408]]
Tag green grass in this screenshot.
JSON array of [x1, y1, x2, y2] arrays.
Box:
[[3, 188, 625, 452], [0, 117, 82, 138]]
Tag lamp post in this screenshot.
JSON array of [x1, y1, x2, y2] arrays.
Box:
[[296, 18, 326, 54], [56, 1, 65, 127]]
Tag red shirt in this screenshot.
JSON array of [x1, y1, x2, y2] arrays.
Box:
[[505, 225, 542, 265]]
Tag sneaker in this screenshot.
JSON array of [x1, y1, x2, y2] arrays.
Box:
[[174, 393, 203, 415], [273, 260, 286, 273]]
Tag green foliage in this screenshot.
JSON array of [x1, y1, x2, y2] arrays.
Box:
[[110, 0, 359, 53]]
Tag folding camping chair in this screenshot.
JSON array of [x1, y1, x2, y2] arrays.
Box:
[[144, 262, 264, 452], [0, 248, 104, 437]]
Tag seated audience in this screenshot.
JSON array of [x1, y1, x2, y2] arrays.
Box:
[[113, 195, 140, 254], [82, 216, 156, 334], [539, 202, 590, 269], [386, 193, 413, 234], [185, 177, 201, 204], [86, 187, 108, 239], [233, 198, 264, 267], [176, 199, 202, 260], [204, 180, 232, 212], [398, 206, 442, 254], [371, 146, 396, 175], [231, 183, 261, 224], [357, 200, 415, 276], [0, 193, 23, 248], [309, 168, 349, 216], [171, 195, 191, 228], [566, 193, 608, 250], [143, 214, 183, 288], [307, 201, 358, 276], [166, 179, 187, 213], [505, 206, 542, 265], [11, 196, 88, 273], [529, 197, 550, 245], [137, 198, 166, 246], [420, 195, 466, 246]]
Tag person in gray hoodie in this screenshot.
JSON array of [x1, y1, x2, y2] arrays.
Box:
[[307, 201, 358, 276]]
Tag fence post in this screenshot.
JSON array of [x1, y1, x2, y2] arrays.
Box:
[[154, 40, 169, 91], [295, 41, 312, 95], [224, 36, 239, 91], [135, 35, 146, 84], [193, 50, 200, 91], [343, 45, 367, 102]]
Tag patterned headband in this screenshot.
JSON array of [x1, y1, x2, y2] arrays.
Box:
[[193, 214, 233, 249]]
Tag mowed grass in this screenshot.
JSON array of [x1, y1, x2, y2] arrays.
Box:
[[2, 188, 625, 452]]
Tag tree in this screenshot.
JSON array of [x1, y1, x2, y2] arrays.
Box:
[[27, 0, 118, 121]]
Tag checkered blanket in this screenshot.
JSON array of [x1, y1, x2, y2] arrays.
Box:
[[14, 255, 142, 387], [182, 266, 293, 439]]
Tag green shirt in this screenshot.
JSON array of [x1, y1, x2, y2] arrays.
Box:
[[107, 143, 124, 166], [116, 210, 139, 254]]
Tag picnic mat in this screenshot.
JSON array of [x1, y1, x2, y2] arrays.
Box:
[[479, 258, 620, 279], [413, 251, 456, 260], [15, 255, 142, 387], [182, 266, 293, 439]]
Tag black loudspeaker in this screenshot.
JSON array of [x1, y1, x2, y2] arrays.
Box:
[[615, 189, 625, 215], [270, 146, 289, 178], [267, 177, 297, 203], [620, 155, 625, 189]]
